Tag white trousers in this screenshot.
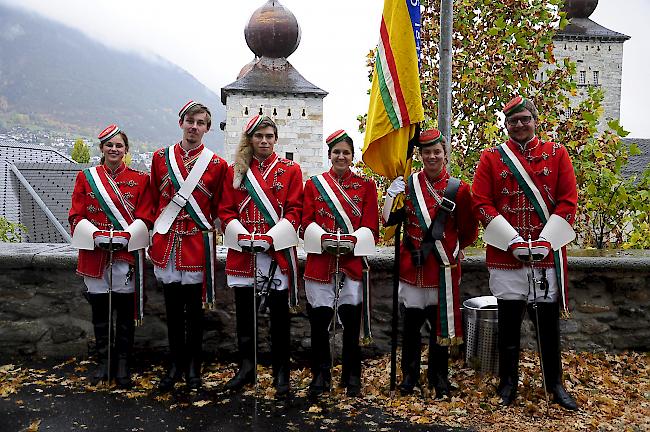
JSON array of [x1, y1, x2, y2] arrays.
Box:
[[227, 252, 288, 291], [153, 245, 203, 285], [305, 275, 362, 308], [489, 267, 559, 303], [84, 260, 134, 294], [398, 281, 439, 309]]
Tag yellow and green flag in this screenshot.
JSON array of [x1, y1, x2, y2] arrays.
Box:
[[362, 0, 424, 181]]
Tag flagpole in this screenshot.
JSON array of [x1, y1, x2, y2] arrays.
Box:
[[438, 0, 453, 161], [389, 220, 402, 394]]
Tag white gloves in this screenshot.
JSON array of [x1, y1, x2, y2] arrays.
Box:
[[93, 231, 130, 251], [387, 176, 406, 198], [237, 234, 272, 253], [509, 235, 551, 262]]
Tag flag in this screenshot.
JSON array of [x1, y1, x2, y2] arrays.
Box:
[[362, 0, 424, 181]]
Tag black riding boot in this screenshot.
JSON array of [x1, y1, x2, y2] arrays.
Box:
[[308, 305, 334, 396], [497, 299, 526, 406], [88, 293, 110, 385], [425, 306, 450, 399], [159, 283, 186, 391], [399, 307, 426, 395], [339, 304, 362, 397], [114, 292, 135, 389], [529, 302, 578, 411], [269, 289, 291, 396], [186, 284, 204, 390], [225, 286, 256, 391]]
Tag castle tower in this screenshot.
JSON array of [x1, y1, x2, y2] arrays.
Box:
[[221, 0, 328, 178], [552, 0, 629, 130]]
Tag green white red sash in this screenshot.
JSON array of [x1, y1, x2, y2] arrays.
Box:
[[242, 162, 299, 309], [409, 171, 463, 345], [164, 145, 218, 309], [311, 173, 372, 341], [83, 166, 145, 325], [311, 174, 355, 234], [498, 142, 569, 313]]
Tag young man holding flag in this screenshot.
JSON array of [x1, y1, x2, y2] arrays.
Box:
[[384, 129, 478, 397]]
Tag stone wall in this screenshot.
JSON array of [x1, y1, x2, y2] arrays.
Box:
[[0, 243, 648, 362]]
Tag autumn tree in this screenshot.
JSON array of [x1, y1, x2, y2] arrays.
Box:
[[360, 0, 649, 248], [71, 138, 90, 163], [0, 216, 26, 242]]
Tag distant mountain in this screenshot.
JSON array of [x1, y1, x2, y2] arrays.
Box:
[[0, 4, 224, 152]]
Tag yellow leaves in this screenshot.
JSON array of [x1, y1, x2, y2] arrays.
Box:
[[25, 419, 41, 432], [1, 351, 648, 432], [307, 405, 322, 413]]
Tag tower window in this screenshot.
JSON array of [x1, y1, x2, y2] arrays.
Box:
[[579, 70, 586, 85], [593, 71, 599, 85]]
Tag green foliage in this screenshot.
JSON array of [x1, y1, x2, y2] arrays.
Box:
[[361, 0, 650, 249], [0, 217, 27, 242], [562, 88, 650, 248], [71, 138, 90, 163]]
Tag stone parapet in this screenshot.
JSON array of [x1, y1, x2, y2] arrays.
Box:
[[0, 243, 648, 360]]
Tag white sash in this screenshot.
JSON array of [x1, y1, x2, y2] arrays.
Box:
[[238, 157, 279, 215], [154, 145, 214, 234], [314, 174, 355, 234], [88, 167, 130, 230], [499, 143, 550, 219], [411, 172, 432, 229]]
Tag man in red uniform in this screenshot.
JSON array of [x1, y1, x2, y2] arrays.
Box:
[[69, 124, 154, 387], [301, 130, 379, 397], [472, 96, 578, 410], [219, 115, 303, 396], [384, 129, 478, 397], [149, 101, 228, 391]]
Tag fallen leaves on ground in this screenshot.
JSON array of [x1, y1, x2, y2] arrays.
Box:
[[1, 351, 648, 431]]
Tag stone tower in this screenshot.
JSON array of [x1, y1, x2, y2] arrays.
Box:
[[552, 0, 629, 131], [221, 0, 328, 179]]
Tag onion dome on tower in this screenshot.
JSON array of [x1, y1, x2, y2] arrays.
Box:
[[220, 0, 328, 179], [245, 0, 301, 59], [562, 0, 598, 19]]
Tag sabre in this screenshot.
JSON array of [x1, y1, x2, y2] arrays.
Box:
[[106, 229, 114, 385], [330, 228, 344, 370], [250, 229, 259, 392], [528, 236, 550, 414]]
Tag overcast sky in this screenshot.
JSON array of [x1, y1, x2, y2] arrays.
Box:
[[2, 0, 648, 153]]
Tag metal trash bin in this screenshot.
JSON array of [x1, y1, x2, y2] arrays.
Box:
[[463, 296, 499, 375]]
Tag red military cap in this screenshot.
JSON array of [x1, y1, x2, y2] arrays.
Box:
[[325, 129, 350, 148], [98, 124, 121, 144], [417, 128, 444, 147]]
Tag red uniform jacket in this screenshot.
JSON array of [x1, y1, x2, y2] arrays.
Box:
[[301, 168, 379, 283], [219, 153, 303, 278], [471, 137, 578, 270], [69, 163, 154, 278], [398, 168, 478, 288], [149, 143, 227, 271]]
